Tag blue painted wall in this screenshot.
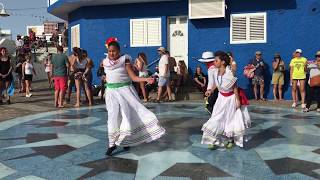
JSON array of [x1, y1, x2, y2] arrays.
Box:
[[63, 0, 320, 100], [68, 0, 188, 85], [189, 0, 320, 99]]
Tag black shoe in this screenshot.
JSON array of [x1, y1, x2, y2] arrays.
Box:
[[66, 98, 70, 103], [6, 100, 10, 104], [123, 146, 130, 151], [105, 146, 117, 156], [0, 100, 3, 105]]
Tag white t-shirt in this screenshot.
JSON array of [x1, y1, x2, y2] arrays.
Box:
[[15, 39, 24, 47], [158, 54, 170, 77]]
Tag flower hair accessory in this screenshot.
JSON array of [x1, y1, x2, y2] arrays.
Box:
[[105, 37, 118, 48]]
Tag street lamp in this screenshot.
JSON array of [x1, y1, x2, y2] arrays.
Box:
[[0, 2, 9, 17]]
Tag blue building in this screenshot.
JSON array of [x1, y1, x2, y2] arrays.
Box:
[[48, 0, 320, 99]]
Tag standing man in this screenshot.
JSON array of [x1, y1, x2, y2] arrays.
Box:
[[51, 46, 69, 108], [15, 35, 24, 57], [66, 47, 79, 102], [198, 51, 219, 114], [250, 51, 266, 101], [156, 47, 173, 102]]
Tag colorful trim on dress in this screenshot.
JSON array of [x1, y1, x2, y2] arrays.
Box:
[[107, 119, 165, 147]]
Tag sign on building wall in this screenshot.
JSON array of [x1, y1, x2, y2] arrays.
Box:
[[71, 24, 80, 48], [26, 26, 45, 36]]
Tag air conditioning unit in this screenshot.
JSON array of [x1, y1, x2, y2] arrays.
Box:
[[189, 0, 225, 19]]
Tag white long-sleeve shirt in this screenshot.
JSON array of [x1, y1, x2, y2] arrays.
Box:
[[207, 66, 217, 91]]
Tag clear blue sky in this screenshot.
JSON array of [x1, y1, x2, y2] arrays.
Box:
[[0, 0, 61, 38]]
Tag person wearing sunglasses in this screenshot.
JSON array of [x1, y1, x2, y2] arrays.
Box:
[[290, 49, 307, 108]]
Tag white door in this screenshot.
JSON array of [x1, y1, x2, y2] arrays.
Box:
[[168, 16, 188, 68]]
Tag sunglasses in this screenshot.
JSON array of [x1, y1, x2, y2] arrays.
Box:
[[316, 55, 320, 58]]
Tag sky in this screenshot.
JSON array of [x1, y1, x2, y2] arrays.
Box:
[[0, 0, 62, 38]]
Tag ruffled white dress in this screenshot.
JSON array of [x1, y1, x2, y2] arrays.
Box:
[[103, 55, 165, 147], [201, 67, 251, 147]]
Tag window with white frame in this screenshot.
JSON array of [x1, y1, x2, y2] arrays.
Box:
[[130, 18, 162, 47], [230, 12, 267, 44], [189, 0, 225, 19], [71, 24, 80, 48]]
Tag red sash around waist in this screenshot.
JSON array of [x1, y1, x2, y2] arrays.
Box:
[[219, 88, 249, 106], [220, 91, 234, 97]]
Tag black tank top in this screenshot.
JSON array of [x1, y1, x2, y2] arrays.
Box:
[[0, 57, 11, 74]]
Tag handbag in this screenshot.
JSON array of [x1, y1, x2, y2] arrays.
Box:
[[310, 75, 320, 87], [243, 64, 256, 79]]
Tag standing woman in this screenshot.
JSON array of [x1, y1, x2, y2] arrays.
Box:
[[135, 52, 149, 102], [0, 47, 13, 104], [82, 50, 94, 105], [202, 51, 251, 149], [102, 38, 165, 156], [44, 53, 53, 88], [272, 53, 285, 101], [290, 49, 307, 108], [73, 49, 92, 107], [22, 54, 36, 98]]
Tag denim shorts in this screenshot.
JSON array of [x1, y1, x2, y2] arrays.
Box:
[[158, 76, 169, 87]]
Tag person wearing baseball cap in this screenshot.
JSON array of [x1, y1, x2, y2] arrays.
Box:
[[198, 51, 218, 114], [156, 47, 173, 102], [304, 51, 320, 112], [290, 48, 308, 108], [272, 53, 286, 101], [249, 51, 266, 101]]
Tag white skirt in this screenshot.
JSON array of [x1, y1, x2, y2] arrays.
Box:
[[105, 85, 165, 147], [201, 93, 251, 147]]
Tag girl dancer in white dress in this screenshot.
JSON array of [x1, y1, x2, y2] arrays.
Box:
[[103, 38, 166, 156], [202, 51, 251, 149]]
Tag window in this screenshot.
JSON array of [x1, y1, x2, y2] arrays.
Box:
[[189, 0, 225, 19], [71, 24, 80, 48], [130, 18, 162, 47], [230, 12, 267, 44]]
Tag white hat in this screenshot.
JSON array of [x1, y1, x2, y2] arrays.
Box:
[[295, 49, 302, 53], [198, 51, 215, 62]]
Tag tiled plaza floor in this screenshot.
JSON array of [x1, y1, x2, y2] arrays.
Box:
[[0, 102, 319, 180]]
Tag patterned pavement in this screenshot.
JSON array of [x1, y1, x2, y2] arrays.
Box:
[[0, 102, 319, 180]]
